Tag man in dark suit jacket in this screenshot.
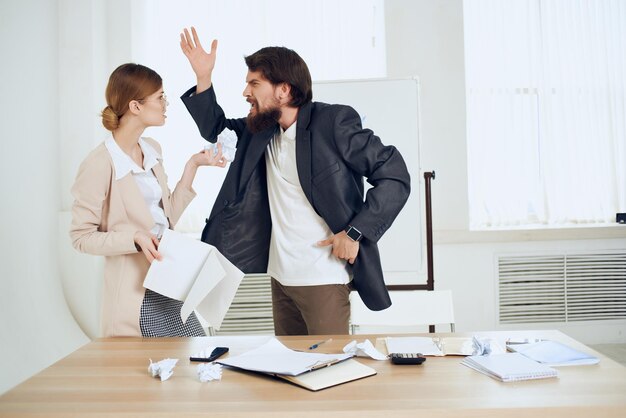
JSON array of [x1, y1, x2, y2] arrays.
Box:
[[179, 27, 410, 335]]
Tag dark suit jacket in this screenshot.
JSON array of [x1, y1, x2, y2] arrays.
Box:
[[181, 85, 410, 310]]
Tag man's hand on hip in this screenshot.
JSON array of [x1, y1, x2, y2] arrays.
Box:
[[317, 231, 360, 265]]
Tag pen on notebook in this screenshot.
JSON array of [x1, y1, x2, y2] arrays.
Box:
[[308, 338, 332, 350]]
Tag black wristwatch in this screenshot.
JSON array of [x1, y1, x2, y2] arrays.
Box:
[[344, 225, 363, 242]]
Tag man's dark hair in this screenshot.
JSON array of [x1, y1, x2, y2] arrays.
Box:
[[245, 47, 312, 107]]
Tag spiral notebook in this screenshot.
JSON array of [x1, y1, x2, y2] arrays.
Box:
[[461, 353, 558, 382]]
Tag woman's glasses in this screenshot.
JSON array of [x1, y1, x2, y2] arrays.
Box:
[[138, 94, 169, 107]]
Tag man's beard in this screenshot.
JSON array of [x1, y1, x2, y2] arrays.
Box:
[[247, 105, 282, 134]]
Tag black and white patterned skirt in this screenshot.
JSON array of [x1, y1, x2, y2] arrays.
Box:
[[139, 289, 206, 337]]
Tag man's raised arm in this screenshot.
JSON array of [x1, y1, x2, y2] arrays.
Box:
[[180, 26, 218, 94]]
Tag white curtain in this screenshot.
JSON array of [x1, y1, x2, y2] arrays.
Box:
[[464, 0, 626, 229], [129, 0, 386, 232]]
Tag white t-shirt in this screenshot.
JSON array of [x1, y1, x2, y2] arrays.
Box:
[[105, 136, 169, 238], [265, 122, 349, 286]]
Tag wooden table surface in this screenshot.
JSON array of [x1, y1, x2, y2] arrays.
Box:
[[1, 330, 625, 417]]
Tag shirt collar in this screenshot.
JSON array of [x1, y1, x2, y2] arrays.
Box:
[[281, 121, 297, 141], [139, 138, 162, 171], [104, 136, 162, 180]]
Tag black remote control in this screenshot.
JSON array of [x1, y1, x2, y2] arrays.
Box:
[[390, 353, 426, 365]]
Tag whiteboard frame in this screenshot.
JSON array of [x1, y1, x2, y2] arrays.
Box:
[[312, 77, 427, 285]]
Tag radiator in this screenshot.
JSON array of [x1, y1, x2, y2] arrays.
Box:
[[498, 251, 626, 324], [210, 274, 275, 335]]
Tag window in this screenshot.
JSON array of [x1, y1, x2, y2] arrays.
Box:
[[464, 0, 626, 229], [130, 0, 386, 232]]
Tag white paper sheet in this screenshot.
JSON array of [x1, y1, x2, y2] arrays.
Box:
[[385, 337, 444, 356], [507, 340, 600, 366], [218, 338, 353, 376], [197, 363, 223, 382], [204, 128, 237, 161], [343, 339, 388, 360], [148, 358, 178, 381], [143, 229, 244, 329]]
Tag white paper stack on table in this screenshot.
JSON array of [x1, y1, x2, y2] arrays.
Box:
[[506, 340, 600, 366], [143, 229, 244, 329]]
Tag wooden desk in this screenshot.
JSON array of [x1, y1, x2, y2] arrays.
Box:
[[1, 330, 625, 417]]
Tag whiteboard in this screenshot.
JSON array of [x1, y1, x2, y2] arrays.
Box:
[[313, 78, 425, 285]]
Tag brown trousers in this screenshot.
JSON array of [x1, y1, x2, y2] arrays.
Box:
[[271, 278, 351, 336]]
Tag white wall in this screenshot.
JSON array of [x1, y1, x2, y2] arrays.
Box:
[[385, 0, 626, 343], [386, 0, 468, 233], [0, 0, 89, 395], [0, 0, 136, 395]]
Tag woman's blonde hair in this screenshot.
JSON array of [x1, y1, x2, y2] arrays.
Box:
[[101, 63, 162, 131]]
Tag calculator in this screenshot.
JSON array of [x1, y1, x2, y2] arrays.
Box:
[[390, 353, 427, 365]]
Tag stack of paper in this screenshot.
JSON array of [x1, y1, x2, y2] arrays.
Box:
[[507, 340, 600, 366], [143, 229, 244, 329], [218, 338, 353, 376], [461, 353, 558, 382]]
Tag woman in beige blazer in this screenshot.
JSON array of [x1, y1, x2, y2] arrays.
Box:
[[70, 63, 226, 337]]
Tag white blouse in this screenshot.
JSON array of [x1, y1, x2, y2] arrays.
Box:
[[105, 136, 169, 238]]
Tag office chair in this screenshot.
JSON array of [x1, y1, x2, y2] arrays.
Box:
[[349, 290, 455, 334]]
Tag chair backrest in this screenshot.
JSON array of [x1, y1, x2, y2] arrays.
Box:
[[350, 290, 455, 334]]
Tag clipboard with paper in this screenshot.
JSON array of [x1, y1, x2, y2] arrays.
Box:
[[217, 338, 377, 391]]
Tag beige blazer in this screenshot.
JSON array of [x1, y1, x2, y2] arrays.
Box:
[[70, 137, 196, 337]]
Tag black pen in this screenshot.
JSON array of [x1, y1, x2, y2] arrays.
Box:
[[308, 338, 332, 350]]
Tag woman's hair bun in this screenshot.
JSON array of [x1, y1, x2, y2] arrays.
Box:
[[101, 105, 119, 131]]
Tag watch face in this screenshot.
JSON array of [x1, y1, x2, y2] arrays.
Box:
[[346, 226, 362, 241]]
